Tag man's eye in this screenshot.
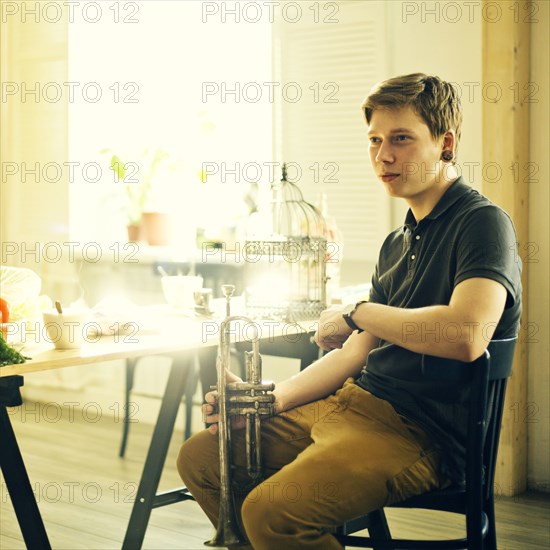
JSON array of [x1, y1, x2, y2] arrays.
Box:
[[369, 137, 381, 144], [394, 135, 411, 142]]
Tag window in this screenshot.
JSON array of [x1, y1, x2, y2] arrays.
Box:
[[68, 1, 272, 251], [273, 1, 391, 265]]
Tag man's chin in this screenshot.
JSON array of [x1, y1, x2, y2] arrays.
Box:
[[381, 182, 404, 197]]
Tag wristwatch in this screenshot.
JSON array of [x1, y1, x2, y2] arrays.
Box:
[[342, 301, 367, 332]]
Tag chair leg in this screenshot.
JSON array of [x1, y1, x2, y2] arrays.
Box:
[[466, 507, 484, 550], [484, 499, 498, 550], [368, 509, 394, 550], [335, 510, 394, 550], [183, 354, 200, 440]]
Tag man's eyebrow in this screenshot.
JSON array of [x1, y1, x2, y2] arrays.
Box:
[[368, 127, 416, 135], [389, 128, 416, 134]]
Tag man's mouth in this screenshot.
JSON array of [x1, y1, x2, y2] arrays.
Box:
[[380, 173, 400, 183]]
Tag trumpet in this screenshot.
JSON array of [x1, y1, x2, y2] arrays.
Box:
[[205, 284, 276, 548]]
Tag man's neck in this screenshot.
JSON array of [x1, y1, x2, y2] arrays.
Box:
[[408, 169, 459, 222]]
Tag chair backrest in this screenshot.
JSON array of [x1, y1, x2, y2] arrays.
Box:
[[421, 338, 517, 499], [477, 338, 517, 502]]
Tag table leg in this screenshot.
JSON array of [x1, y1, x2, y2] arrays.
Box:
[[198, 346, 217, 399], [119, 357, 138, 458], [0, 405, 51, 550], [122, 353, 192, 549]]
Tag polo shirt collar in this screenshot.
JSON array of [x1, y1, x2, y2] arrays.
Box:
[[403, 177, 470, 231]]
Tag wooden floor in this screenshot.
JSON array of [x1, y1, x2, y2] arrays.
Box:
[[1, 402, 549, 550]]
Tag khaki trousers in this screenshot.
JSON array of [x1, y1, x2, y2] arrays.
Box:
[[177, 379, 448, 549]]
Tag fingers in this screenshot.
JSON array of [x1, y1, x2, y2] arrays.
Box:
[[202, 390, 219, 427], [208, 423, 218, 435], [224, 368, 243, 384], [202, 406, 219, 426], [313, 330, 346, 351], [205, 390, 217, 405], [202, 375, 248, 435]]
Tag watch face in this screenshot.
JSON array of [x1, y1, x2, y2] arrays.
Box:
[[343, 303, 355, 315]]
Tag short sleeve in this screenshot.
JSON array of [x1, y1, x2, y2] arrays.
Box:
[[455, 205, 522, 308], [368, 259, 387, 305]]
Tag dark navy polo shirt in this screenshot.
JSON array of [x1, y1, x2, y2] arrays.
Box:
[[356, 177, 522, 482]]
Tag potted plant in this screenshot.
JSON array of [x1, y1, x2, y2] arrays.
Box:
[[102, 148, 173, 243]]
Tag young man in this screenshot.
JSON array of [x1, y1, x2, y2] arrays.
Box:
[[178, 73, 522, 549]]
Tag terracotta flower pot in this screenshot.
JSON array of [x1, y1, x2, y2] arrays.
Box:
[[126, 224, 145, 242], [142, 212, 172, 246]]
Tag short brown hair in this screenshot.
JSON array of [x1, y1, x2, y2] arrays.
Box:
[[362, 73, 462, 159]]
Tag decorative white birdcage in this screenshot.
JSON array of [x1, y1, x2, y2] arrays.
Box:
[[244, 164, 328, 320]]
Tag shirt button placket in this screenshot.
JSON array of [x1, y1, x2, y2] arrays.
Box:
[[409, 234, 419, 267]]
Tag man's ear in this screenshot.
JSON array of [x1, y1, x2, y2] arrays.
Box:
[[441, 130, 456, 155]]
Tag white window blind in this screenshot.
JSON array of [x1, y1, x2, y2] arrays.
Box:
[[273, 1, 391, 263]]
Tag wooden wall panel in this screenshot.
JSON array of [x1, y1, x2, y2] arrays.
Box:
[[482, 0, 530, 496]]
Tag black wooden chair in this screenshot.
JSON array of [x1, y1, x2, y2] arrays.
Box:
[[335, 337, 517, 550]]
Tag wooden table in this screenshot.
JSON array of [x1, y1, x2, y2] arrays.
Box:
[[0, 312, 319, 549]]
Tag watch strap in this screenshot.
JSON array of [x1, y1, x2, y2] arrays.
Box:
[[342, 300, 367, 332]]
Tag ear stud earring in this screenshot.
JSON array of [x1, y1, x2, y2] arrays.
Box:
[[442, 150, 454, 162]]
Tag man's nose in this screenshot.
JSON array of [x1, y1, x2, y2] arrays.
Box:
[[376, 143, 394, 164]]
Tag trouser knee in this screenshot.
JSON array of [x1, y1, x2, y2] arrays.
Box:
[[242, 486, 297, 544], [241, 492, 272, 541], [176, 431, 217, 490]]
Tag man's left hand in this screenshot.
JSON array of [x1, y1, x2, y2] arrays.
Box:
[[314, 305, 353, 351]]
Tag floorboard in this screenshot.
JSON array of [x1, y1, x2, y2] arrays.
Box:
[[1, 401, 548, 549]]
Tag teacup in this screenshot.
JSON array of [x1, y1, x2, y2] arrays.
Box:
[[194, 288, 213, 314]]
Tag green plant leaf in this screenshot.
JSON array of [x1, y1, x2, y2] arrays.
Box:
[[110, 155, 126, 180]]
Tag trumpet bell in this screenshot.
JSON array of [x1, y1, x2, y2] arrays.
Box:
[[205, 520, 249, 548]]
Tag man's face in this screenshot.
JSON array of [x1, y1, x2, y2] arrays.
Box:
[[367, 106, 447, 202]]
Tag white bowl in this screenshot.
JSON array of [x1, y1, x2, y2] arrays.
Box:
[[42, 309, 92, 350]]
